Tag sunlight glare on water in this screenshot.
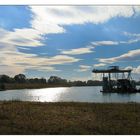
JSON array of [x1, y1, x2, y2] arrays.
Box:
[[1, 86, 140, 103], [27, 87, 68, 102]]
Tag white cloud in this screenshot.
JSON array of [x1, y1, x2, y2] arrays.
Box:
[[18, 47, 31, 50], [0, 6, 140, 49], [60, 47, 94, 55], [133, 66, 140, 74], [93, 63, 106, 67], [28, 66, 61, 72], [0, 65, 25, 76], [91, 32, 140, 47], [120, 39, 140, 44], [0, 28, 44, 75], [1, 6, 140, 76], [0, 28, 43, 47], [120, 32, 140, 44], [92, 41, 119, 46], [124, 65, 140, 80], [99, 49, 140, 63], [0, 49, 81, 75], [29, 6, 140, 35], [0, 6, 139, 50], [123, 32, 140, 37], [80, 65, 91, 69], [75, 65, 91, 72], [125, 65, 140, 74], [92, 73, 103, 81], [0, 26, 81, 76], [41, 55, 81, 65]]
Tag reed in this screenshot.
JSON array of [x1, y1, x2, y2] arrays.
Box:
[[0, 101, 139, 135]]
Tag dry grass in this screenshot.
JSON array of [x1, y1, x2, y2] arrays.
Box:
[[0, 101, 139, 135]]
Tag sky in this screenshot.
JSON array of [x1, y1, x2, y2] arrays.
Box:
[[0, 6, 140, 81]]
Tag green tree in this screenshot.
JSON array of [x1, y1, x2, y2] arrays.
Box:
[[48, 76, 67, 85], [0, 75, 11, 83], [14, 74, 26, 83]]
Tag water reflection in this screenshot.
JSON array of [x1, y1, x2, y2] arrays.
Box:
[[102, 93, 132, 103], [27, 87, 68, 102], [0, 86, 140, 103]]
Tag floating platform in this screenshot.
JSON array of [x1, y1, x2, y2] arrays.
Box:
[[92, 66, 140, 93]]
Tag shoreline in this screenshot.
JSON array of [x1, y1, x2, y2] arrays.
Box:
[[0, 83, 140, 91], [0, 83, 72, 91], [0, 101, 139, 135], [0, 84, 102, 91]]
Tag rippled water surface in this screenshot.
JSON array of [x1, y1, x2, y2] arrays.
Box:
[[0, 86, 140, 103]]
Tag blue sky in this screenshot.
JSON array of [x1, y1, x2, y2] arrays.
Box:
[[0, 6, 140, 81]]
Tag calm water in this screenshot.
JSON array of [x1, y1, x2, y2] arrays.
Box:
[[0, 86, 140, 103]]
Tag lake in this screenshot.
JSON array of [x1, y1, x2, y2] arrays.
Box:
[[0, 86, 140, 103]]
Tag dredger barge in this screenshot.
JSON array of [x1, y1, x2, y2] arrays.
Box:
[[92, 66, 140, 93]]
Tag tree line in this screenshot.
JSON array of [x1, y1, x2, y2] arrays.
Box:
[[0, 74, 46, 84], [1, 73, 140, 90], [0, 74, 103, 87]]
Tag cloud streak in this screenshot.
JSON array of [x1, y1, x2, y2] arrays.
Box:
[[93, 63, 106, 67], [92, 41, 119, 46], [0, 28, 43, 47], [120, 32, 140, 44], [99, 49, 140, 64], [0, 48, 81, 75], [60, 47, 94, 55], [75, 65, 91, 72]]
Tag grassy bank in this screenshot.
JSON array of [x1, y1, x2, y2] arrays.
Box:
[[0, 101, 140, 135]]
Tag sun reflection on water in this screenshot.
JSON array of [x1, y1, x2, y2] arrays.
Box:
[[1, 86, 140, 103], [27, 87, 68, 102]]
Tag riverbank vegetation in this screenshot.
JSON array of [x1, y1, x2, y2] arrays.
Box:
[[0, 74, 103, 90], [1, 73, 140, 90], [0, 101, 139, 135]]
